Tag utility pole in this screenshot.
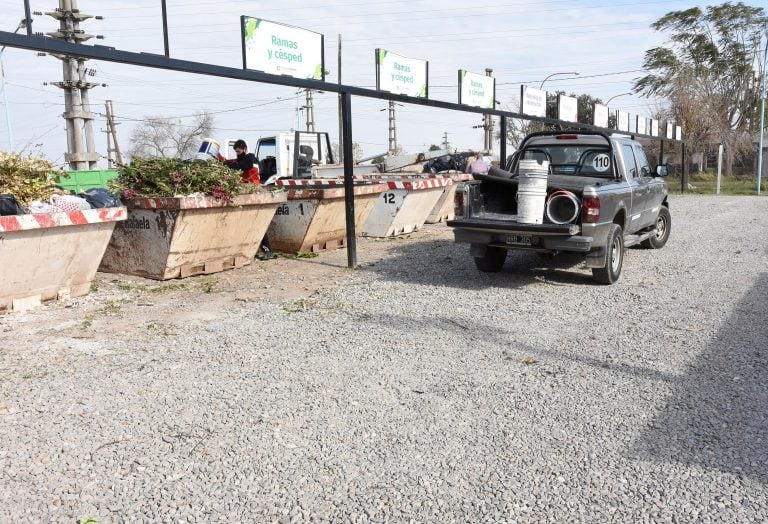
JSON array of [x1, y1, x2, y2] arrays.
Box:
[[387, 101, 397, 154], [483, 68, 493, 153], [442, 132, 449, 150], [47, 0, 101, 170], [337, 34, 343, 163], [305, 89, 315, 132], [103, 100, 122, 167]]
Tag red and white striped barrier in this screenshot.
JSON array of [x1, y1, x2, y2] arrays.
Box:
[[0, 207, 126, 233], [380, 178, 452, 191]]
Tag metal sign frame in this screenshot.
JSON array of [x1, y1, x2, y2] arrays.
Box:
[[0, 29, 685, 267]]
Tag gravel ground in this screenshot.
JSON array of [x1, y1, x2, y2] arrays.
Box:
[[1, 194, 767, 522]]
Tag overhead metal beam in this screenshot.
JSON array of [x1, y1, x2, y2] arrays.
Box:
[[0, 30, 683, 142]]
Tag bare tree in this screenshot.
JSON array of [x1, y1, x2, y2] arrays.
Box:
[[128, 113, 215, 160], [331, 141, 365, 162]]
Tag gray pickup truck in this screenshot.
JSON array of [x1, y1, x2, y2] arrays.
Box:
[[447, 131, 671, 284]]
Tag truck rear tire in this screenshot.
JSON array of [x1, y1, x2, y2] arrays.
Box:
[[591, 224, 623, 284], [640, 206, 671, 249], [474, 246, 507, 272]]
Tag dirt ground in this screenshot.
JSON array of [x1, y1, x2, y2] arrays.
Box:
[[2, 226, 448, 351]]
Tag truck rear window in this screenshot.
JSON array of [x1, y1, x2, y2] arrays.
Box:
[[518, 146, 614, 177]]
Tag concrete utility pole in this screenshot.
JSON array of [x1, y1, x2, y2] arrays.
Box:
[[483, 68, 493, 153], [305, 89, 316, 133], [47, 0, 100, 170], [442, 131, 449, 150], [103, 100, 122, 167], [387, 101, 397, 154]]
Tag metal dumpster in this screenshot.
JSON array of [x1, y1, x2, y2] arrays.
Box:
[[0, 207, 127, 312], [360, 177, 451, 237], [99, 191, 286, 280], [268, 180, 387, 254]]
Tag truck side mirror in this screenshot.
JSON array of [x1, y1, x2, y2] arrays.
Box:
[[655, 165, 669, 177]]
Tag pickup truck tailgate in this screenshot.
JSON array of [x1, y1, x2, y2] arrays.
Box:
[[446, 218, 580, 236]]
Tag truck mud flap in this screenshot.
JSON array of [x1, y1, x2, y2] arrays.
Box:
[[585, 247, 607, 268]]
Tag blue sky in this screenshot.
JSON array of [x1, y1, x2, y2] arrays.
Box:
[[0, 0, 711, 167]]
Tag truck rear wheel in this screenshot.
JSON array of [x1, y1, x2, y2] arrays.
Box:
[[641, 206, 671, 249], [592, 224, 623, 284], [474, 246, 507, 272]]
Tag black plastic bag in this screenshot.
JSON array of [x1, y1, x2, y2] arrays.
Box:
[[79, 188, 122, 208], [0, 194, 24, 216], [423, 155, 456, 173]]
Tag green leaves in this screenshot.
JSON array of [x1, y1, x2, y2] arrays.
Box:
[[0, 152, 63, 206], [111, 157, 247, 202]]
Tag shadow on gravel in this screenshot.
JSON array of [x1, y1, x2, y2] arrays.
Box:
[[352, 309, 681, 386], [630, 273, 768, 483], [361, 239, 595, 289]]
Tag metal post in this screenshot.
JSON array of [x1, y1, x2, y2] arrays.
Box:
[[337, 34, 342, 163], [681, 143, 686, 193], [0, 61, 12, 150], [757, 34, 767, 195], [341, 91, 357, 268], [499, 115, 507, 168], [388, 100, 397, 154], [717, 144, 723, 195], [659, 140, 664, 167], [23, 0, 32, 36], [161, 0, 169, 57]]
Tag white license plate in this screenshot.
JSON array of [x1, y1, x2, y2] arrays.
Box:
[[506, 234, 532, 246]]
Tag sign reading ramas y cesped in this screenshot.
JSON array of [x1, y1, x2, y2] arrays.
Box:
[[375, 49, 428, 98], [241, 17, 324, 80]]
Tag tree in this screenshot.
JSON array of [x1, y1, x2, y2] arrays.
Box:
[[128, 112, 215, 160], [634, 2, 767, 175]]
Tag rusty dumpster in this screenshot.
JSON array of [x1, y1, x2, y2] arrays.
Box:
[[99, 191, 286, 280]]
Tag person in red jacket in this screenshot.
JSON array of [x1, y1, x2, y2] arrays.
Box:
[[224, 139, 260, 184], [222, 139, 273, 260]]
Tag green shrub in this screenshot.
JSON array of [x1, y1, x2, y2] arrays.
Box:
[[0, 152, 63, 206], [111, 157, 255, 202]]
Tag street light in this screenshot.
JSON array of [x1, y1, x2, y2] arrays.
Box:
[[606, 92, 633, 106], [1, 19, 28, 151], [539, 71, 579, 89]]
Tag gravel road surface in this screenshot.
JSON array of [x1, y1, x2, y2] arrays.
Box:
[[1, 194, 767, 522]]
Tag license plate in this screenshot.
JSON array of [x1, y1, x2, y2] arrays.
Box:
[[506, 234, 532, 246]]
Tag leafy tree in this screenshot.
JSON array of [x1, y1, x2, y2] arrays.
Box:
[[128, 113, 215, 160], [634, 2, 767, 175], [428, 144, 442, 151]]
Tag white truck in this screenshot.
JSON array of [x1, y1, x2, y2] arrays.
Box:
[[223, 131, 379, 184]]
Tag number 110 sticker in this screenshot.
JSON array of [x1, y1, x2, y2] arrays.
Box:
[[592, 154, 611, 172]]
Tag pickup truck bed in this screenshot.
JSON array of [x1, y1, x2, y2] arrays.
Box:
[[447, 131, 671, 284]]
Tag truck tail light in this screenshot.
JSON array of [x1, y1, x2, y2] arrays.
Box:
[[454, 185, 465, 217], [582, 196, 600, 223]]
